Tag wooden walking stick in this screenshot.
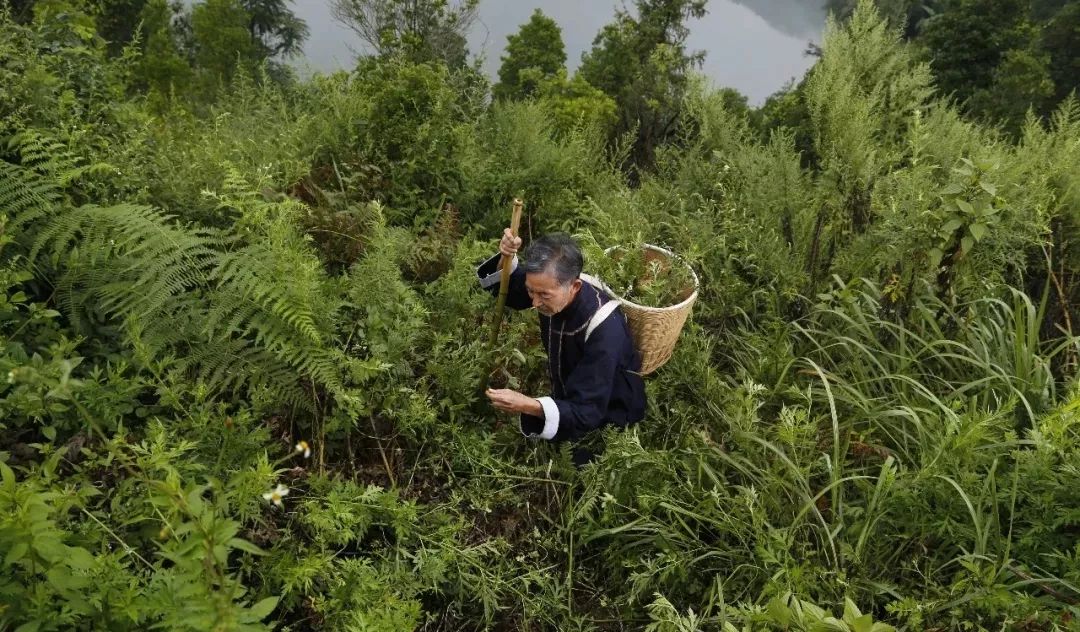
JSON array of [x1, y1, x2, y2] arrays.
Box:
[[489, 198, 524, 347]]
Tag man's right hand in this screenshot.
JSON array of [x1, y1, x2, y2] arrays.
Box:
[[500, 227, 522, 258]]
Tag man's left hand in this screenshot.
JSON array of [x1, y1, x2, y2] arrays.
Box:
[[485, 388, 543, 417]]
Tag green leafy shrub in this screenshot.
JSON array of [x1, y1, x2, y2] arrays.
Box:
[[457, 99, 620, 234]]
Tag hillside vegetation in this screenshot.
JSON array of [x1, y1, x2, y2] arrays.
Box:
[[2, 0, 1080, 630]]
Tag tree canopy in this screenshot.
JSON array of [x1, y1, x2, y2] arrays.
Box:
[[330, 0, 478, 66], [579, 0, 707, 173], [493, 9, 566, 101]]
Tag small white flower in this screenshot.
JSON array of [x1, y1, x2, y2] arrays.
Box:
[[262, 483, 289, 508], [294, 440, 311, 459], [6, 370, 15, 384]]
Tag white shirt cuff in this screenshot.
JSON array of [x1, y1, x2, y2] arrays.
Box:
[[535, 396, 560, 440], [478, 255, 517, 289]]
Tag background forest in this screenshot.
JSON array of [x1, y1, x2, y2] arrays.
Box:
[[2, 0, 1080, 630]]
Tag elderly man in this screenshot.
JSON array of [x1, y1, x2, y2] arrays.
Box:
[[478, 229, 646, 450]]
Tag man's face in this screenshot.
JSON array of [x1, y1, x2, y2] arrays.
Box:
[[525, 272, 581, 317]]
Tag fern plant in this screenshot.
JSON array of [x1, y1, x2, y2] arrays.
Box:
[[1, 147, 379, 418], [6, 131, 116, 189]]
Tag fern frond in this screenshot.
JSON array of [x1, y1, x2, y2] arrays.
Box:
[[7, 130, 115, 188], [183, 338, 315, 412], [213, 243, 325, 345], [10, 151, 355, 413], [35, 204, 218, 324], [0, 159, 61, 234], [201, 287, 348, 399]]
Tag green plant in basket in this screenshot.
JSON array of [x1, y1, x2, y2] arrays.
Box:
[[579, 231, 695, 308]]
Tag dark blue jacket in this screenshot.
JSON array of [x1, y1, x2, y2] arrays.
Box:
[[478, 254, 647, 442]]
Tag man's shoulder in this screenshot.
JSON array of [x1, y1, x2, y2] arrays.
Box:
[[579, 273, 610, 299]]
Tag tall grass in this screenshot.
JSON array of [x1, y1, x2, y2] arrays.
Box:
[[570, 275, 1080, 628]]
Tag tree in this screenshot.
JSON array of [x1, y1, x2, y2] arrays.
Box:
[[239, 0, 308, 58], [190, 0, 260, 87], [825, 0, 939, 37], [578, 0, 707, 174], [1032, 0, 1069, 21], [537, 70, 617, 133], [968, 47, 1055, 135], [330, 0, 478, 66], [131, 0, 193, 98], [97, 0, 151, 55], [757, 79, 816, 165], [5, 0, 37, 22], [493, 9, 565, 101], [1042, 2, 1080, 102], [917, 0, 1036, 103], [30, 0, 98, 39]]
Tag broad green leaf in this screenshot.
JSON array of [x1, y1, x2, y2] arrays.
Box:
[[66, 546, 96, 570], [979, 180, 997, 196], [961, 236, 974, 254], [214, 520, 240, 543], [955, 199, 974, 215], [228, 537, 268, 557], [852, 614, 875, 632], [941, 218, 963, 233], [172, 522, 196, 537], [843, 597, 863, 621], [767, 597, 792, 626], [5, 541, 29, 567], [185, 486, 205, 514], [969, 223, 989, 242], [800, 599, 828, 621], [47, 566, 89, 591], [0, 461, 15, 490], [33, 535, 66, 563], [248, 596, 280, 620]]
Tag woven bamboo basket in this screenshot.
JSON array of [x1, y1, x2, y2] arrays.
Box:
[[583, 244, 699, 375]]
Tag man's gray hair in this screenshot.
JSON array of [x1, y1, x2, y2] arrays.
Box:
[[522, 233, 583, 286]]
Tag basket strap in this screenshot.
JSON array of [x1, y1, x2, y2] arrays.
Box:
[[579, 272, 602, 288], [585, 300, 620, 343]]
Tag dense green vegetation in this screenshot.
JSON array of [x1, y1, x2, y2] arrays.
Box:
[[2, 0, 1080, 630], [823, 0, 1080, 135]]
